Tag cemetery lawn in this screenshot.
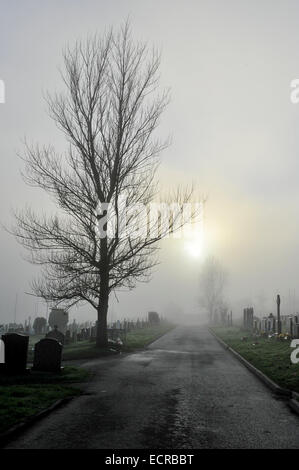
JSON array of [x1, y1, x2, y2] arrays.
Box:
[[123, 323, 175, 351], [40, 323, 175, 361], [0, 366, 90, 434], [212, 327, 299, 394]]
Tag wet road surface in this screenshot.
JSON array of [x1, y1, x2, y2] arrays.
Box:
[[4, 325, 299, 449]]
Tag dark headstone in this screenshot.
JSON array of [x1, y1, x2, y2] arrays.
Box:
[[33, 338, 62, 372], [1, 333, 29, 374], [46, 325, 65, 345]]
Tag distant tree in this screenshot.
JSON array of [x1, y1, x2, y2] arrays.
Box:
[[12, 22, 197, 347], [32, 316, 47, 335], [199, 257, 227, 324]]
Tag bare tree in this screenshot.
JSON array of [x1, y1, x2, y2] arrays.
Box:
[[12, 22, 197, 346], [199, 257, 227, 324]]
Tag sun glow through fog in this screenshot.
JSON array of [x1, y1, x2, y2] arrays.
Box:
[[183, 222, 204, 259], [184, 238, 203, 258]]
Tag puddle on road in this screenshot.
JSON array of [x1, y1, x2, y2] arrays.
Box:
[[152, 349, 200, 355], [126, 353, 154, 366], [127, 348, 221, 369]]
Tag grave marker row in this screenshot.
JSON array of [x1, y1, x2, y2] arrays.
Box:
[[0, 331, 63, 375]]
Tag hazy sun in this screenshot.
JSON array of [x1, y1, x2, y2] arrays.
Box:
[[181, 221, 204, 258], [184, 238, 203, 258]]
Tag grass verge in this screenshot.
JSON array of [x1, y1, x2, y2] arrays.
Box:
[[0, 366, 89, 435], [123, 323, 175, 351], [212, 326, 299, 393]]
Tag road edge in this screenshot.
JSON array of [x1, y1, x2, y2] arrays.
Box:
[[208, 328, 299, 417], [0, 396, 74, 448], [144, 325, 176, 348]]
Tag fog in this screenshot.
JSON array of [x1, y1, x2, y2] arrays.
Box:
[[1, 0, 299, 324]]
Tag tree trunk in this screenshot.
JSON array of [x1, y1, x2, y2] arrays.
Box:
[[96, 225, 110, 348], [96, 296, 109, 347]]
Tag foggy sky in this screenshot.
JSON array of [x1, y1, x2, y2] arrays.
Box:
[[1, 0, 299, 324]]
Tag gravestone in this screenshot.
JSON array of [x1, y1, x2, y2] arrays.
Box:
[[268, 313, 274, 332], [249, 308, 254, 330], [276, 294, 281, 334], [1, 333, 29, 374], [243, 308, 249, 330], [255, 319, 261, 332], [148, 311, 160, 325], [243, 308, 254, 331], [247, 308, 253, 331], [46, 325, 65, 345], [65, 330, 71, 345], [288, 317, 293, 337], [33, 338, 62, 372]]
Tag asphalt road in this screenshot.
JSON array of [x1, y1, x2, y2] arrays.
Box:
[[5, 325, 299, 449]]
